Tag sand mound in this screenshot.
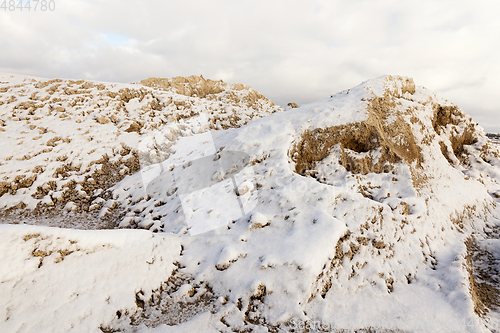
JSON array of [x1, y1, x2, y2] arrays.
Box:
[[290, 76, 498, 192], [2, 75, 500, 332], [286, 76, 500, 317], [0, 74, 280, 228]]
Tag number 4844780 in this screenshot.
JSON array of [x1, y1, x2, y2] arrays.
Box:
[[1, 0, 55, 11]]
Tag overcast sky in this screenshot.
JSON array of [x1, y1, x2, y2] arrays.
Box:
[[1, 0, 499, 131]]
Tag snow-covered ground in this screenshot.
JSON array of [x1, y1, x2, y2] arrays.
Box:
[[0, 74, 280, 228], [1, 75, 500, 332]]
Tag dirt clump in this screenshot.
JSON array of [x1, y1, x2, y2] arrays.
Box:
[[127, 270, 218, 327], [290, 91, 423, 176], [0, 174, 38, 197], [465, 237, 500, 317], [433, 105, 478, 166], [124, 121, 142, 133]]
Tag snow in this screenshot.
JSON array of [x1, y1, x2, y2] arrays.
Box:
[[1, 74, 500, 332], [0, 224, 181, 333]]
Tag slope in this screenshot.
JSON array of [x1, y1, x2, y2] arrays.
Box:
[[1, 75, 500, 332]]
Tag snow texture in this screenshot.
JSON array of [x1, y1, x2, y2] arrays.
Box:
[[1, 74, 500, 332]]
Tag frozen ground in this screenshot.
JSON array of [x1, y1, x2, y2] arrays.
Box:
[[1, 75, 500, 332]]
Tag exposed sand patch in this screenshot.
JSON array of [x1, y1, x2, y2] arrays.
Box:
[[465, 237, 500, 317], [290, 81, 422, 177]]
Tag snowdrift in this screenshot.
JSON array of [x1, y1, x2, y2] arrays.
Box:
[[1, 74, 500, 332]]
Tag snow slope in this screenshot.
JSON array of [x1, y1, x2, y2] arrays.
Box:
[[0, 74, 280, 228], [1, 75, 500, 332], [0, 225, 180, 333]]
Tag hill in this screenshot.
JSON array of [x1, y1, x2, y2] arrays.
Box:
[[1, 75, 500, 332]]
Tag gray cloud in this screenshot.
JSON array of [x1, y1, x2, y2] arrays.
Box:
[[1, 0, 499, 131]]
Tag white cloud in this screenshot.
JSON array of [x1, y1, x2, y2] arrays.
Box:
[[1, 0, 499, 131]]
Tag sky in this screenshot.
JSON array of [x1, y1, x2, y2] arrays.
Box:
[[1, 0, 499, 131]]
